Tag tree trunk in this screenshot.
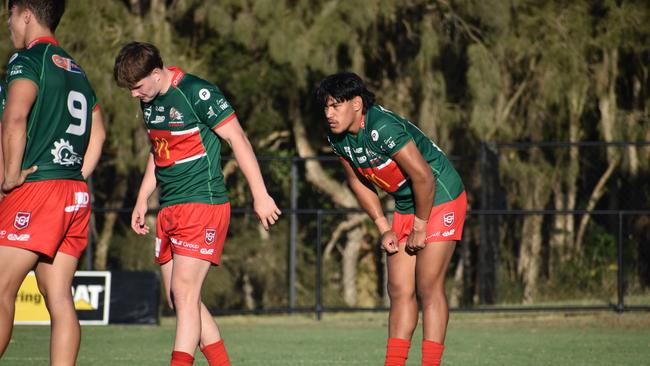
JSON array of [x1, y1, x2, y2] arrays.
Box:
[[518, 212, 544, 304], [93, 183, 128, 270], [342, 226, 363, 306]]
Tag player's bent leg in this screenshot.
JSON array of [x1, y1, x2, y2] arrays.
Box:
[[415, 240, 455, 343], [0, 246, 40, 358], [34, 251, 80, 366], [387, 244, 418, 339], [385, 244, 417, 366], [170, 254, 212, 356], [416, 240, 455, 366]]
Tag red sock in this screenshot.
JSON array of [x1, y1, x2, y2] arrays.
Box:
[[385, 338, 410, 366], [171, 351, 194, 366], [422, 340, 445, 366], [201, 340, 231, 366]]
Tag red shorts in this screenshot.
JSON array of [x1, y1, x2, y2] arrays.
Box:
[[0, 180, 90, 258], [155, 202, 230, 265], [392, 191, 467, 243]]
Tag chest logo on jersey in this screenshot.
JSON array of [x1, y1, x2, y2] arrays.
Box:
[[51, 139, 82, 167], [52, 55, 83, 74], [169, 107, 184, 126]]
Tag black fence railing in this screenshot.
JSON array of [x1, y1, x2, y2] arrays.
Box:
[[86, 142, 650, 318]]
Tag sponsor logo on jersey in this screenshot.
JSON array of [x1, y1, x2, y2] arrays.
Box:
[[200, 248, 214, 255], [199, 88, 211, 101], [443, 212, 455, 227], [52, 54, 83, 74], [150, 115, 166, 124], [65, 192, 90, 213], [51, 139, 82, 166], [169, 107, 184, 126], [442, 229, 456, 237], [357, 156, 367, 163], [384, 137, 396, 149], [205, 229, 216, 245], [155, 106, 165, 112], [9, 64, 23, 76], [8, 53, 18, 64], [207, 105, 218, 120], [143, 105, 152, 122], [217, 98, 229, 111], [354, 147, 363, 153], [8, 233, 30, 242], [14, 212, 31, 230], [371, 130, 379, 141]]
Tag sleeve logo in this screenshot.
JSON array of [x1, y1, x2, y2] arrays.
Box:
[[199, 88, 211, 100]]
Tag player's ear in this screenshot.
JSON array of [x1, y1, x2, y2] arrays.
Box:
[[352, 96, 363, 112]]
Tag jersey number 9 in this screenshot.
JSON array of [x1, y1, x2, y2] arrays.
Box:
[[66, 90, 87, 136]]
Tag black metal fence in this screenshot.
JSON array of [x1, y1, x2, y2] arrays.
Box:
[[85, 142, 650, 318]]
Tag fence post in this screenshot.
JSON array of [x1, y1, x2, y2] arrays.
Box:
[[617, 211, 624, 312], [316, 210, 323, 320], [289, 159, 298, 312]]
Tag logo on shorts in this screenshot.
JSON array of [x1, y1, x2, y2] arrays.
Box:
[[155, 237, 161, 258], [205, 229, 216, 245], [14, 212, 31, 230], [200, 248, 214, 255], [0, 230, 7, 239], [443, 212, 455, 227]]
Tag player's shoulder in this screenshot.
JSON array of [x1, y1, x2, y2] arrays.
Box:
[[178, 73, 222, 96], [365, 105, 401, 130]]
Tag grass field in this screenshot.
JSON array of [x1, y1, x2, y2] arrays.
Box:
[[3, 311, 650, 365]]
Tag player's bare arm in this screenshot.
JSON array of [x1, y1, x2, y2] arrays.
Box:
[[340, 157, 398, 253], [214, 117, 281, 230], [131, 152, 157, 235], [392, 141, 435, 252], [81, 108, 106, 179], [1, 79, 38, 193]]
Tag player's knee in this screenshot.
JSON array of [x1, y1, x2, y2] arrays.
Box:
[[387, 282, 416, 301], [169, 286, 200, 310], [416, 283, 446, 306]]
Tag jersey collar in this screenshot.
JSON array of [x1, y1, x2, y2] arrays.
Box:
[[169, 66, 185, 87], [27, 36, 59, 49]]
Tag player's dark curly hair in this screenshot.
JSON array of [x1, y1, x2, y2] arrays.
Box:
[[316, 72, 375, 113], [113, 42, 164, 89], [8, 0, 65, 32]]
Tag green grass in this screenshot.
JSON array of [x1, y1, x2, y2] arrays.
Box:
[[3, 312, 650, 365]]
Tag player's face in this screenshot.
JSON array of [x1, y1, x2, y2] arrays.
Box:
[[324, 96, 359, 134], [7, 5, 27, 49], [129, 73, 160, 103]]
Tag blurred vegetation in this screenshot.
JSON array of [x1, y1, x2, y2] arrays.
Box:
[[1, 0, 649, 309]]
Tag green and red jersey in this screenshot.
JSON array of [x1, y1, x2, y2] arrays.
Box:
[[142, 67, 234, 208], [328, 105, 464, 213], [4, 37, 98, 182]]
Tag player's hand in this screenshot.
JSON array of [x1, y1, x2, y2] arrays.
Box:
[[1, 165, 37, 193], [380, 230, 399, 254], [406, 228, 427, 252], [253, 193, 281, 230], [131, 200, 150, 235]]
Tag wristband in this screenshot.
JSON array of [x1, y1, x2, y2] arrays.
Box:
[[374, 216, 391, 234], [413, 216, 428, 231]]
